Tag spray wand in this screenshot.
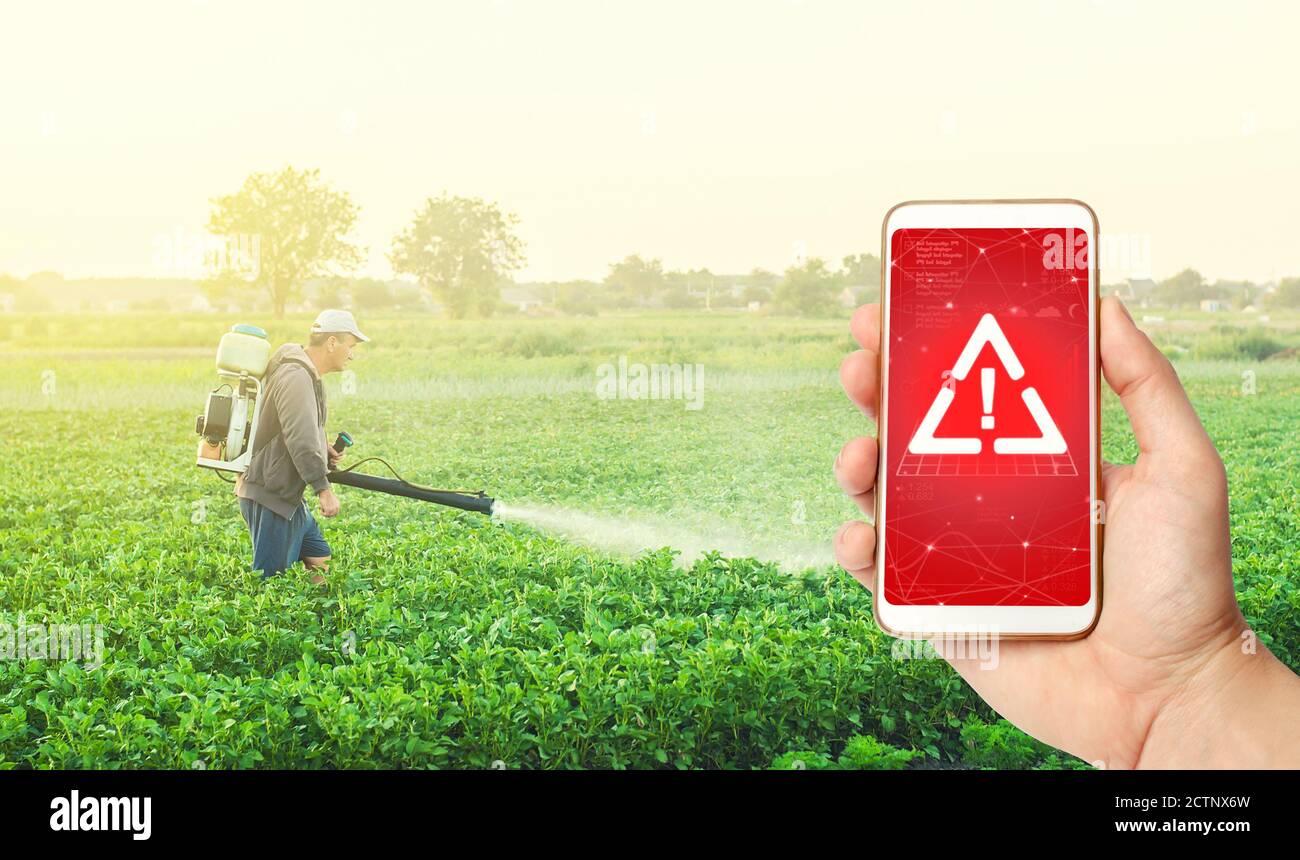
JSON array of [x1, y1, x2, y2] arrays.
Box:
[[326, 433, 495, 516]]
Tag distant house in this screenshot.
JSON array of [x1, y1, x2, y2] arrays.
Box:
[[0, 294, 13, 314], [838, 287, 858, 309], [1199, 299, 1223, 312], [501, 286, 546, 313], [189, 294, 214, 313]]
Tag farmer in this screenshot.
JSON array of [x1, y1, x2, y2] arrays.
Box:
[[235, 309, 369, 583]]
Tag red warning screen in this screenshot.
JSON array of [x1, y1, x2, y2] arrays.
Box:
[[884, 227, 1093, 606]]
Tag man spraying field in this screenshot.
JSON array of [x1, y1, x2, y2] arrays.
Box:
[[196, 308, 494, 581], [234, 309, 369, 582]]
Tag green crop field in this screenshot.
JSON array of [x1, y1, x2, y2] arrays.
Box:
[[1, 310, 1297, 769]]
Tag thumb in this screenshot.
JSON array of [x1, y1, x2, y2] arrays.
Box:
[[1100, 296, 1217, 468]]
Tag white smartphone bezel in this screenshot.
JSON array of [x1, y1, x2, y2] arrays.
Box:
[[875, 200, 1100, 639]]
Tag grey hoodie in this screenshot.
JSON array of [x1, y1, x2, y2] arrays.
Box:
[[235, 343, 330, 519]]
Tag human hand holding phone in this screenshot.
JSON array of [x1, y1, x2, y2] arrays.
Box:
[[834, 297, 1300, 768]]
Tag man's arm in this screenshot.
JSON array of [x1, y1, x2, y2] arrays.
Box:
[[275, 366, 330, 495]]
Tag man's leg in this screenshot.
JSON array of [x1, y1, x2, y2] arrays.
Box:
[[299, 512, 333, 586], [302, 556, 330, 585], [239, 497, 294, 579]]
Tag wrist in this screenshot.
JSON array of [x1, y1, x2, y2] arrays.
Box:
[[1138, 622, 1300, 768]]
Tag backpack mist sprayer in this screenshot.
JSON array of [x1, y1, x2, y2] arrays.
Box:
[[194, 323, 495, 516]]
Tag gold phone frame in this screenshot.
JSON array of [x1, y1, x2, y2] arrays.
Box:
[[873, 199, 1103, 641]]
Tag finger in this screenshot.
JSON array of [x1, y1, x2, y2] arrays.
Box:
[[834, 521, 876, 590], [834, 436, 878, 516], [850, 303, 881, 352], [839, 349, 879, 420], [1100, 297, 1218, 467]]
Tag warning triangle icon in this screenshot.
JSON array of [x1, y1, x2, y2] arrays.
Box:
[[907, 313, 1066, 456]]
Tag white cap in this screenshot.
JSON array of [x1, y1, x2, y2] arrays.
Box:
[[311, 309, 369, 343]]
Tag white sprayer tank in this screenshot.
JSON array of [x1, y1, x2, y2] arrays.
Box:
[[216, 324, 271, 378]]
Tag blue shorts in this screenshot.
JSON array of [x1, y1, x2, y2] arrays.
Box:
[[238, 498, 332, 579]]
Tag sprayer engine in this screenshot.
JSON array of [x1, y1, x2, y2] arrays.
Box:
[[195, 324, 271, 474]]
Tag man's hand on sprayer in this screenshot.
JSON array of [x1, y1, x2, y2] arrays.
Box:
[[327, 444, 344, 469], [317, 487, 341, 518], [832, 296, 1300, 768]]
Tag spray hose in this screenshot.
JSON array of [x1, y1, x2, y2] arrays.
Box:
[[326, 451, 494, 517]]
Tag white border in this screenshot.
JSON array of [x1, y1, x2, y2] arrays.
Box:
[[877, 201, 1099, 636]]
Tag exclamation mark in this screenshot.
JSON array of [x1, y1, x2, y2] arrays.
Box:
[[981, 367, 995, 429]]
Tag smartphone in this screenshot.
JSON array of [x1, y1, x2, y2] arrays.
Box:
[[874, 200, 1101, 640]]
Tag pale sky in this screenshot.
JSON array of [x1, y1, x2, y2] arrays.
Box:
[[2, 0, 1297, 284]]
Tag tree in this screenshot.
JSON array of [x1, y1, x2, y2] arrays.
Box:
[[739, 268, 778, 306], [389, 193, 525, 319], [773, 258, 842, 316], [748, 268, 779, 288], [0, 273, 51, 312], [391, 281, 426, 310], [841, 253, 881, 303], [663, 267, 710, 309], [553, 280, 602, 315], [26, 271, 65, 291], [604, 255, 665, 305], [742, 283, 772, 305], [350, 278, 395, 311], [206, 167, 363, 318], [1210, 279, 1256, 309], [841, 253, 881, 288], [1152, 268, 1216, 308], [1267, 277, 1300, 310], [312, 277, 348, 309]]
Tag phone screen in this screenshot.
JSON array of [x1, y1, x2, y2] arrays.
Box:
[[884, 227, 1093, 606]]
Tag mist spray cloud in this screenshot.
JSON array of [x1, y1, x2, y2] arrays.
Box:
[[492, 502, 831, 573]]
